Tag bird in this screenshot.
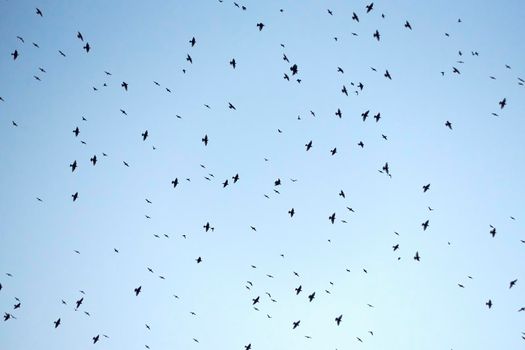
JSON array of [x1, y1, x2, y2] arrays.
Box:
[[366, 2, 374, 13], [121, 82, 128, 91], [189, 37, 196, 47], [373, 30, 380, 41], [186, 54, 193, 63], [305, 140, 313, 151], [134, 286, 142, 296], [352, 12, 359, 22], [330, 147, 337, 155], [329, 213, 336, 224], [295, 285, 302, 295], [414, 251, 420, 261], [202, 134, 208, 146], [384, 70, 392, 79], [405, 20, 412, 29], [93, 335, 100, 344], [70, 160, 77, 172], [77, 31, 83, 41], [489, 226, 496, 237], [335, 314, 343, 325], [171, 178, 179, 188], [11, 50, 19, 60], [256, 23, 265, 31], [509, 279, 518, 289], [292, 320, 300, 329], [75, 297, 84, 309], [288, 208, 295, 217], [252, 296, 260, 305], [58, 50, 66, 57], [486, 299, 492, 308], [229, 58, 236, 69], [83, 43, 90, 53], [90, 155, 97, 165], [308, 292, 315, 302], [54, 318, 61, 328], [499, 98, 506, 109], [445, 121, 453, 129], [72, 192, 79, 201], [228, 102, 236, 110], [335, 108, 342, 118], [232, 174, 240, 183], [423, 184, 430, 192], [421, 220, 429, 230]]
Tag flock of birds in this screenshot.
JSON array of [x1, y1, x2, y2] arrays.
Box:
[[1, 2, 524, 349]]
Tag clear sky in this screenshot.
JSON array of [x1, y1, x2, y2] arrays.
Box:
[[1, 0, 524, 349]]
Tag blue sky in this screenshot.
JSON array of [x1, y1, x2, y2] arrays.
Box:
[[1, 0, 524, 349]]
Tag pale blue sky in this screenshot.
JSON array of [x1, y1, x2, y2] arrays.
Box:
[[1, 1, 524, 349]]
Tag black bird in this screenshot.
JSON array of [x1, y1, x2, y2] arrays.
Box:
[[335, 108, 342, 118], [421, 220, 429, 231], [288, 208, 295, 217], [171, 178, 178, 188], [13, 302, 21, 309], [308, 292, 315, 302], [256, 23, 265, 31], [93, 335, 99, 344], [486, 299, 492, 308], [290, 64, 298, 75], [58, 50, 66, 57], [330, 147, 337, 155], [499, 98, 506, 109], [445, 121, 452, 129], [362, 110, 370, 121], [222, 179, 229, 187], [228, 102, 236, 110], [366, 2, 374, 13], [72, 192, 79, 201], [382, 162, 390, 175], [36, 7, 43, 16], [232, 174, 239, 183], [405, 20, 412, 30], [342, 85, 348, 96], [90, 155, 97, 165], [202, 134, 208, 146], [77, 31, 83, 41], [189, 37, 196, 47], [423, 184, 430, 192], [229, 58, 236, 69], [373, 30, 380, 41], [134, 286, 142, 296], [352, 12, 359, 22], [54, 318, 61, 328], [452, 67, 461, 74], [11, 50, 19, 60], [73, 127, 80, 137], [121, 82, 128, 91], [327, 9, 333, 15], [203, 222, 212, 232], [305, 140, 313, 151], [4, 313, 12, 321], [123, 161, 130, 167], [509, 279, 517, 289], [70, 160, 77, 172], [335, 314, 343, 325], [186, 54, 192, 63], [245, 344, 251, 350], [295, 285, 302, 295], [384, 70, 392, 79], [196, 257, 202, 263], [414, 251, 420, 261], [339, 190, 345, 198], [358, 141, 364, 148], [292, 320, 300, 329], [393, 244, 399, 251], [329, 213, 336, 224], [252, 296, 260, 305], [489, 225, 496, 237], [142, 130, 148, 141], [374, 113, 381, 122], [83, 43, 90, 53]]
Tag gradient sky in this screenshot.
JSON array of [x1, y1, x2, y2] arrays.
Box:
[[1, 1, 524, 349]]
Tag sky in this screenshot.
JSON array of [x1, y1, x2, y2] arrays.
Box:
[[0, 0, 524, 349]]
